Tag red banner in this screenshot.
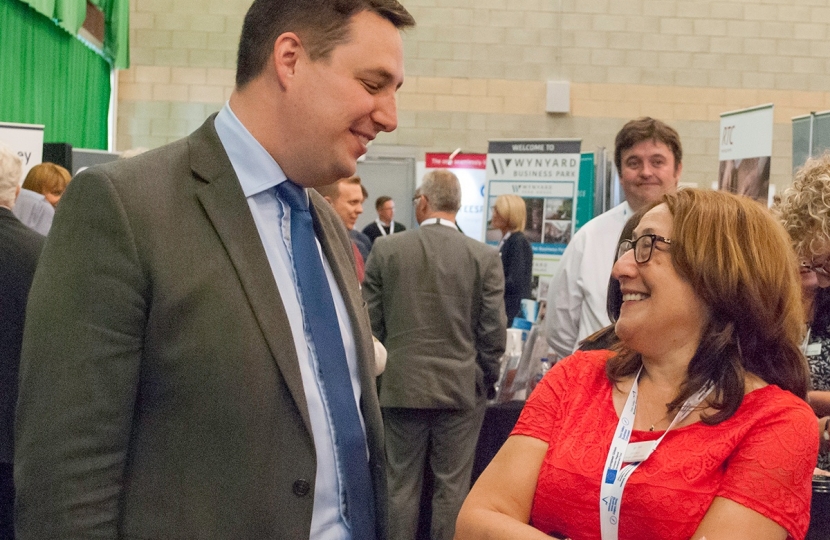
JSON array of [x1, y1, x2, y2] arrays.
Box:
[[425, 153, 486, 170]]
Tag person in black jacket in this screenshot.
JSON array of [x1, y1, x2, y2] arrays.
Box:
[[491, 194, 533, 324], [362, 195, 407, 244], [0, 144, 45, 540]]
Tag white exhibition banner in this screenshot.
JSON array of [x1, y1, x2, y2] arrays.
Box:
[[424, 152, 486, 241], [718, 104, 773, 205], [0, 122, 44, 183], [484, 139, 582, 301]]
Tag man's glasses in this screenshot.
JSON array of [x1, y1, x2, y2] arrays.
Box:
[[801, 259, 830, 278], [617, 234, 673, 264]]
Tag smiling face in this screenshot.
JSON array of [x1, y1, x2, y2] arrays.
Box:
[[612, 204, 710, 360], [331, 181, 364, 230], [619, 140, 681, 212], [809, 246, 830, 289], [800, 259, 820, 293], [279, 10, 404, 187]]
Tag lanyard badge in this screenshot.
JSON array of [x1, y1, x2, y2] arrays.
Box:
[[599, 367, 713, 540]]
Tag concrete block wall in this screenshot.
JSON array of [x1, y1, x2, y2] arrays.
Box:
[[118, 0, 830, 191]]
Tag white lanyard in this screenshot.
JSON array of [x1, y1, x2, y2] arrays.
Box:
[[802, 326, 823, 356], [376, 219, 394, 236], [497, 231, 511, 252], [801, 326, 811, 354], [599, 367, 713, 540], [419, 217, 456, 229]]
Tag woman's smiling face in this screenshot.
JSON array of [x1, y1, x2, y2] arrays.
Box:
[[612, 203, 710, 358]]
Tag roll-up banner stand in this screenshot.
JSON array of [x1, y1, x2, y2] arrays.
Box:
[[0, 122, 45, 183], [717, 104, 774, 206], [484, 139, 582, 301], [424, 153, 487, 241]]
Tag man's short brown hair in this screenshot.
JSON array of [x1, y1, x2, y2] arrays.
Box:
[[614, 117, 682, 172], [375, 195, 392, 211], [236, 0, 415, 88]]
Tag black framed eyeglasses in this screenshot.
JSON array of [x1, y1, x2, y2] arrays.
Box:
[[617, 234, 672, 264], [802, 259, 830, 278]]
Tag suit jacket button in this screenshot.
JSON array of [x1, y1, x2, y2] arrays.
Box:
[[293, 479, 311, 497]]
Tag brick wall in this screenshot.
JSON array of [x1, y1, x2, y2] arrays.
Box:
[[118, 0, 830, 190]]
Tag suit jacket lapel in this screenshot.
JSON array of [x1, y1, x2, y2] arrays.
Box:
[[188, 116, 313, 435]]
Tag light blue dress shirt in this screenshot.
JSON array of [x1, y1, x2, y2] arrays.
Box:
[[214, 102, 365, 540], [12, 188, 54, 235]]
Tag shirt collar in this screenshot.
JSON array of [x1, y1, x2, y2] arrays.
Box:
[[214, 101, 288, 197], [419, 217, 457, 229]]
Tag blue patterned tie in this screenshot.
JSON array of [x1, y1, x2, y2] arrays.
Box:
[[275, 179, 375, 539]]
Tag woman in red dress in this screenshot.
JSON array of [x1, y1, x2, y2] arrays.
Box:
[[456, 189, 818, 540]]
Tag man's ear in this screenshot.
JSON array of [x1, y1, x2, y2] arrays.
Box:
[[418, 195, 429, 214], [272, 32, 303, 88], [323, 195, 334, 205], [674, 161, 683, 184]]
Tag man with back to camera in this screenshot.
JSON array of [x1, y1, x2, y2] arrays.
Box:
[[363, 170, 506, 540], [14, 1, 415, 539], [316, 175, 373, 280], [0, 145, 44, 540], [363, 194, 406, 244], [545, 117, 682, 360], [11, 187, 54, 236]]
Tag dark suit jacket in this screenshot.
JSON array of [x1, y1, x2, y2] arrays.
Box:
[[499, 231, 534, 323], [363, 224, 506, 410], [362, 220, 406, 244], [350, 228, 372, 262], [0, 209, 43, 464], [15, 117, 386, 539]]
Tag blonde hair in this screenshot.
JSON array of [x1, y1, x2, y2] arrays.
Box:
[[608, 189, 808, 423], [314, 175, 361, 200], [774, 152, 830, 260], [22, 162, 71, 197], [493, 194, 526, 232]]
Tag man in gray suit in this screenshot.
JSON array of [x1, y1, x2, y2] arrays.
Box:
[[15, 1, 414, 539], [363, 170, 506, 540]]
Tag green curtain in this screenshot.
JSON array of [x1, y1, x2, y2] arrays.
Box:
[[16, 0, 129, 68], [0, 0, 111, 149], [89, 0, 129, 69]]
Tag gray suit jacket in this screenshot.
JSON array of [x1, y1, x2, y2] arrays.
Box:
[[363, 223, 506, 410], [15, 117, 386, 539]]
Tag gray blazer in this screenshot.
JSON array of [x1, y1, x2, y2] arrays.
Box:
[[363, 223, 506, 410], [15, 116, 386, 539]]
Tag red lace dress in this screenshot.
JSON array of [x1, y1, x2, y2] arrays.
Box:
[[511, 350, 818, 540]]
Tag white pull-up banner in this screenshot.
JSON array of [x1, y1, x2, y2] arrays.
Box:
[[718, 104, 773, 206], [0, 122, 45, 184]]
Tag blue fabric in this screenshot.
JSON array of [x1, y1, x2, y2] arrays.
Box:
[[275, 179, 375, 539]]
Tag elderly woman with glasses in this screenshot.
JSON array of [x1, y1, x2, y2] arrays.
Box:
[[456, 189, 817, 540], [775, 153, 830, 472]]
